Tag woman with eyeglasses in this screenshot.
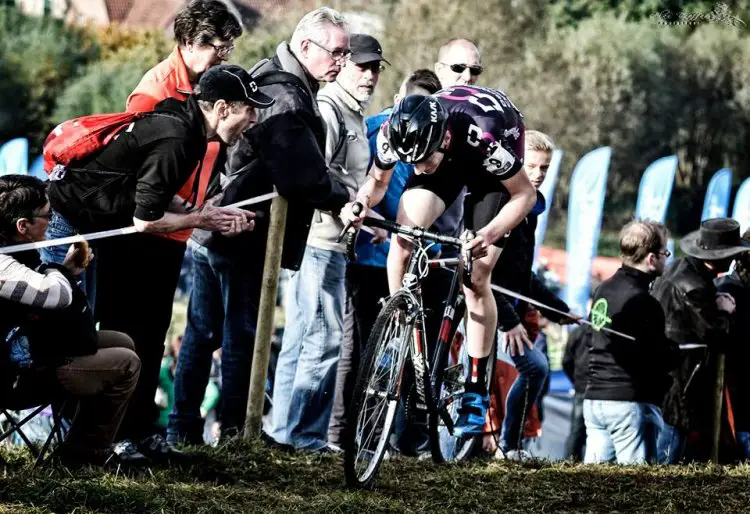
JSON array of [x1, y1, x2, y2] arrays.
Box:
[[0, 174, 144, 468]]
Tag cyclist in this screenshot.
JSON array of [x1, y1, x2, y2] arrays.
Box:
[[342, 85, 536, 436]]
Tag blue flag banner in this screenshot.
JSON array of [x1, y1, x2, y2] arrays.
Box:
[[28, 155, 47, 181], [564, 147, 611, 318], [0, 138, 28, 176], [701, 168, 732, 221], [635, 155, 678, 223], [533, 149, 563, 266], [733, 177, 750, 234]]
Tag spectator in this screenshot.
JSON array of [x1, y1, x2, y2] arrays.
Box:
[[562, 324, 591, 461], [41, 0, 243, 306], [716, 234, 750, 459], [0, 175, 143, 467], [653, 218, 747, 463], [266, 33, 386, 452], [169, 7, 350, 446], [328, 68, 441, 454], [486, 131, 577, 460], [46, 65, 270, 461], [582, 220, 677, 464]]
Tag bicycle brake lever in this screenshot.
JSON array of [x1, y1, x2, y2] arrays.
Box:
[[337, 201, 364, 243], [462, 230, 476, 286]]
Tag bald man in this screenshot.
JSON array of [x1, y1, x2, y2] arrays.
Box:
[[434, 38, 483, 87]]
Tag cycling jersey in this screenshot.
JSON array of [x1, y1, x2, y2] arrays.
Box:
[[401, 86, 526, 243]]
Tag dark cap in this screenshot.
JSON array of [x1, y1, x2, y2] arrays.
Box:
[[197, 64, 274, 108], [349, 34, 390, 66]]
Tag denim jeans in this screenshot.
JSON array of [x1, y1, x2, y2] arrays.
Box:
[[40, 210, 96, 309], [269, 246, 346, 450], [168, 241, 262, 443], [736, 432, 750, 460], [657, 422, 688, 464], [583, 399, 663, 464], [499, 340, 549, 451]]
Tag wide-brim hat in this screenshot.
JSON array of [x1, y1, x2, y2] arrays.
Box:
[[680, 218, 750, 259]]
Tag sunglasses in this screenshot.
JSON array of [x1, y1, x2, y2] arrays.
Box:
[[441, 62, 483, 76]]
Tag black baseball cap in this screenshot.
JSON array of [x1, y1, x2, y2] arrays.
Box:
[[349, 34, 390, 65], [197, 64, 274, 108]]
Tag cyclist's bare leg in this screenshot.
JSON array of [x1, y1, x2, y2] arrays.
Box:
[[463, 246, 502, 359], [387, 188, 446, 294]]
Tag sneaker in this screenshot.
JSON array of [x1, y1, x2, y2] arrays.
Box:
[[105, 440, 150, 467], [452, 392, 489, 438], [138, 433, 187, 462], [494, 448, 531, 461]]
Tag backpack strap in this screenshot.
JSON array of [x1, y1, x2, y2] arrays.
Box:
[[317, 96, 347, 165]]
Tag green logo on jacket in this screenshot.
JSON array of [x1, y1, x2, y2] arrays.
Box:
[[591, 298, 612, 331]]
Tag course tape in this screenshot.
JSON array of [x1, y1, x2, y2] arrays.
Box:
[[0, 191, 279, 255]]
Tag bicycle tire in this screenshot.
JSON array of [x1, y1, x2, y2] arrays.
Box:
[[343, 291, 415, 488], [429, 325, 496, 463]]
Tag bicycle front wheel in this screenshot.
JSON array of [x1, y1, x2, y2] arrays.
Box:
[[344, 291, 414, 488]]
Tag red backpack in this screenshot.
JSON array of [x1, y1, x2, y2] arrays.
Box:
[[43, 112, 146, 179]]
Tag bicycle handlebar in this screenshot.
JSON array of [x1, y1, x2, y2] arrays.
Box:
[[362, 217, 464, 247]]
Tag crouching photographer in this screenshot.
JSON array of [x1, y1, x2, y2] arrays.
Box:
[[0, 175, 143, 467]]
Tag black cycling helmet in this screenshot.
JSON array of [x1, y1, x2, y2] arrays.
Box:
[[387, 94, 448, 163]]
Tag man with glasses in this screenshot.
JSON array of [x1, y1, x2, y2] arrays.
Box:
[[583, 220, 678, 464], [169, 7, 351, 447], [272, 34, 388, 452], [435, 38, 483, 87]]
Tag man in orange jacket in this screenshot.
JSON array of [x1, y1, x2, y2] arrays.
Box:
[[116, 0, 242, 460]]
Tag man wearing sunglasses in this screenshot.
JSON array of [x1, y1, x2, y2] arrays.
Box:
[[435, 38, 483, 87], [343, 85, 537, 437]]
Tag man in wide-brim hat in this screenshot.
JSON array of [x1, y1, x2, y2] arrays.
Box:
[[651, 218, 748, 464]]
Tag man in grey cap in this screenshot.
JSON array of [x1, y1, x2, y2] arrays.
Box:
[[270, 33, 388, 452], [652, 217, 749, 463]]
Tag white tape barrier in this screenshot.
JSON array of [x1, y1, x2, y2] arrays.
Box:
[[0, 191, 279, 255], [490, 283, 637, 341]]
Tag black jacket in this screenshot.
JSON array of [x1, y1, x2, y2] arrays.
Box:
[[563, 324, 591, 395], [491, 192, 570, 330], [192, 42, 349, 270], [715, 271, 750, 431], [651, 257, 732, 431], [584, 265, 678, 405], [48, 97, 207, 232]]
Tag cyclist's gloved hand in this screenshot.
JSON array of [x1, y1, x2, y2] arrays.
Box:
[[374, 123, 398, 170]]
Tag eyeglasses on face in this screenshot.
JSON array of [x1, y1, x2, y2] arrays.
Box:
[[657, 249, 672, 258], [308, 39, 351, 62], [208, 42, 235, 58], [441, 62, 483, 76]]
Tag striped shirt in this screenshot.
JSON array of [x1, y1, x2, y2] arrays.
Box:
[[0, 254, 73, 309]]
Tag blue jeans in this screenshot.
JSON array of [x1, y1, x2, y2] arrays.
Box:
[[40, 211, 96, 309], [269, 246, 346, 450], [584, 399, 663, 464], [657, 422, 688, 464], [737, 432, 750, 460], [167, 241, 262, 443], [499, 341, 549, 451]]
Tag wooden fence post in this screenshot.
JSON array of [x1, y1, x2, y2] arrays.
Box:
[[244, 191, 288, 439], [710, 352, 726, 464]]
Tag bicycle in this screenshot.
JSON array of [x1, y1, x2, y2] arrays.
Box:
[[342, 213, 495, 488]]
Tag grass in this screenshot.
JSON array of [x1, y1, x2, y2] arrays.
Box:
[[1, 439, 750, 513]]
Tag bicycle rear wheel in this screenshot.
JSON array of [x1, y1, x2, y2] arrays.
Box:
[[429, 323, 496, 462], [344, 292, 414, 488]]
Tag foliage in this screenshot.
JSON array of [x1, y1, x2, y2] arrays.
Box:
[[0, 7, 98, 153], [0, 57, 29, 143], [53, 29, 171, 121]]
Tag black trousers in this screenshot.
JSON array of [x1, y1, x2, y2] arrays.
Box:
[[94, 232, 186, 442], [328, 263, 453, 446], [565, 391, 586, 461]]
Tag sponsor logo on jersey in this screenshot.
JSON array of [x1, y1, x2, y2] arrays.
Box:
[[503, 127, 521, 140]]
